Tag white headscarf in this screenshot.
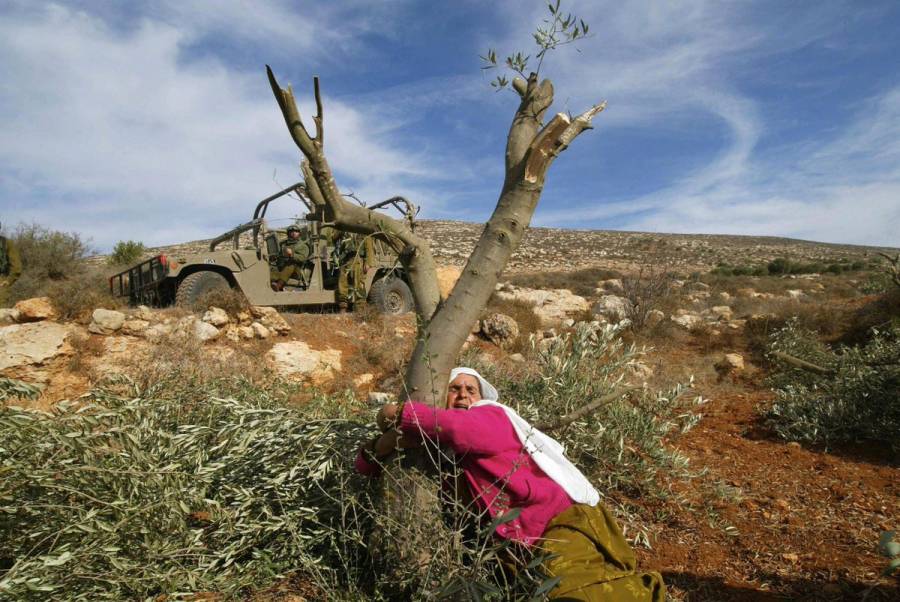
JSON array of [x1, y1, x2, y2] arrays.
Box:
[[449, 367, 600, 507]]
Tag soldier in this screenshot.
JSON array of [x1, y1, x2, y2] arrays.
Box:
[[0, 222, 23, 307], [271, 224, 312, 291], [335, 231, 375, 312]]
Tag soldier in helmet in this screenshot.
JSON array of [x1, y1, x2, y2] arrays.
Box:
[[271, 223, 312, 291], [0, 221, 23, 307], [335, 231, 375, 312]]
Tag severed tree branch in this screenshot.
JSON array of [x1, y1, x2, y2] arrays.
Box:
[[535, 387, 641, 432], [771, 351, 834, 375]]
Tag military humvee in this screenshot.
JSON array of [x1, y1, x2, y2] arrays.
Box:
[[109, 183, 416, 314]]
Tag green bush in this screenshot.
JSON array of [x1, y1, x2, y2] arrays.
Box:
[[0, 324, 698, 599], [107, 240, 146, 265], [7, 223, 92, 302], [765, 319, 900, 452]]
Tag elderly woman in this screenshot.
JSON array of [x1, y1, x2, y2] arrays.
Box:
[[356, 368, 665, 601]]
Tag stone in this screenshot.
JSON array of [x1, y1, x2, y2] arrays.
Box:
[[88, 308, 126, 334], [175, 316, 219, 342], [267, 341, 342, 382], [716, 291, 732, 303], [597, 278, 624, 294], [591, 295, 632, 323], [224, 326, 241, 343], [144, 323, 173, 341], [202, 307, 230, 327], [0, 308, 19, 324], [670, 313, 703, 329], [715, 353, 745, 374], [736, 288, 756, 298], [508, 353, 526, 363], [0, 322, 71, 371], [236, 310, 252, 325], [493, 285, 590, 326], [480, 313, 519, 348], [133, 305, 154, 321], [354, 373, 374, 387], [13, 297, 56, 322], [786, 289, 806, 300], [645, 309, 665, 328], [368, 391, 391, 405], [237, 325, 256, 339], [686, 281, 710, 292], [707, 306, 733, 321], [121, 319, 149, 336], [250, 322, 270, 339], [250, 306, 291, 334]]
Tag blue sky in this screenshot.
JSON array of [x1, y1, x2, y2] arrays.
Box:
[[1, 0, 898, 250]]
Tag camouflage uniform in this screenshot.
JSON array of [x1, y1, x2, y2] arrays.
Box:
[[0, 233, 23, 307], [336, 233, 375, 308], [272, 226, 312, 288]]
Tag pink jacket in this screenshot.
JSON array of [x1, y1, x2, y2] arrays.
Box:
[[355, 402, 573, 545]]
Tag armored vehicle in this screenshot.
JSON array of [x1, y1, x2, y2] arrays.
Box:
[[109, 183, 416, 314]]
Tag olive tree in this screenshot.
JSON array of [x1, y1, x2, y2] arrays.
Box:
[[268, 2, 603, 404]]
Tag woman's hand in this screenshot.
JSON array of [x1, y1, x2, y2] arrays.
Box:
[[376, 403, 400, 432]]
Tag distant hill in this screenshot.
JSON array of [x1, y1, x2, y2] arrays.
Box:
[[92, 220, 898, 275]]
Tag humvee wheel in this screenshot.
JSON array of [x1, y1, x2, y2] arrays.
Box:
[[175, 271, 230, 307], [369, 277, 414, 315]]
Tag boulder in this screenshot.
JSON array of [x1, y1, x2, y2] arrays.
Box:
[[267, 341, 342, 382], [121, 319, 150, 337], [671, 312, 703, 329], [250, 322, 271, 339], [716, 291, 732, 303], [145, 323, 174, 341], [715, 353, 745, 374], [706, 306, 733, 321], [132, 305, 155, 321], [13, 297, 56, 322], [202, 307, 230, 327], [0, 308, 19, 324], [597, 278, 624, 294], [88, 309, 126, 334], [250, 306, 291, 334], [0, 322, 71, 371], [481, 313, 519, 348], [591, 295, 632, 323], [645, 309, 666, 328], [175, 316, 219, 342], [237, 325, 256, 339], [493, 285, 590, 327]]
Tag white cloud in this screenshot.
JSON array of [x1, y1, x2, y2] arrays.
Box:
[[0, 2, 442, 248]]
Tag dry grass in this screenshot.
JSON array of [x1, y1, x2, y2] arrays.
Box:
[[505, 266, 621, 298], [191, 285, 250, 315], [483, 295, 543, 353]]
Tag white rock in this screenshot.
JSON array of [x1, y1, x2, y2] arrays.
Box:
[[0, 322, 72, 371], [508, 353, 526, 363], [193, 320, 220, 342], [89, 308, 126, 334], [786, 289, 806, 300], [715, 353, 745, 373], [267, 341, 342, 381], [250, 322, 270, 339], [562, 318, 576, 328], [354, 373, 375, 387], [707, 306, 733, 321], [145, 323, 173, 341], [368, 391, 391, 405], [716, 291, 732, 303], [237, 325, 256, 339], [671, 313, 703, 329], [133, 305, 154, 321], [0, 308, 20, 324], [121, 319, 149, 336], [250, 306, 291, 334], [202, 307, 230, 327], [494, 286, 590, 326], [13, 297, 56, 322], [591, 295, 632, 323]]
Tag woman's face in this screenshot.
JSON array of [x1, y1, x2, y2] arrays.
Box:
[[446, 374, 482, 410]]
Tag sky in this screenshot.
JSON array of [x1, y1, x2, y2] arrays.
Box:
[[1, 0, 898, 251]]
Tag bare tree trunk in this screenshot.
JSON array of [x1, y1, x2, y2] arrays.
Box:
[[268, 68, 603, 405]]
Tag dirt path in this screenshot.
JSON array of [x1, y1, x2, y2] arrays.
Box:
[[636, 383, 899, 601]]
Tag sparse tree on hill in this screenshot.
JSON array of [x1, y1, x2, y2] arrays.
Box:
[[268, 2, 603, 404]]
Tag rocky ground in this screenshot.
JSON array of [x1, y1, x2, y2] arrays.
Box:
[[6, 226, 900, 601]]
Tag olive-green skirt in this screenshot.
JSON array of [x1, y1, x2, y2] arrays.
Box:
[[540, 503, 665, 601]]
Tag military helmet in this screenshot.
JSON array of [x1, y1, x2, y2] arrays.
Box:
[[287, 224, 302, 234]]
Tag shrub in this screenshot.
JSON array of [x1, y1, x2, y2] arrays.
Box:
[[0, 324, 698, 599], [7, 223, 92, 303], [620, 262, 677, 331], [765, 319, 900, 452], [107, 240, 146, 265], [506, 266, 622, 298]]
